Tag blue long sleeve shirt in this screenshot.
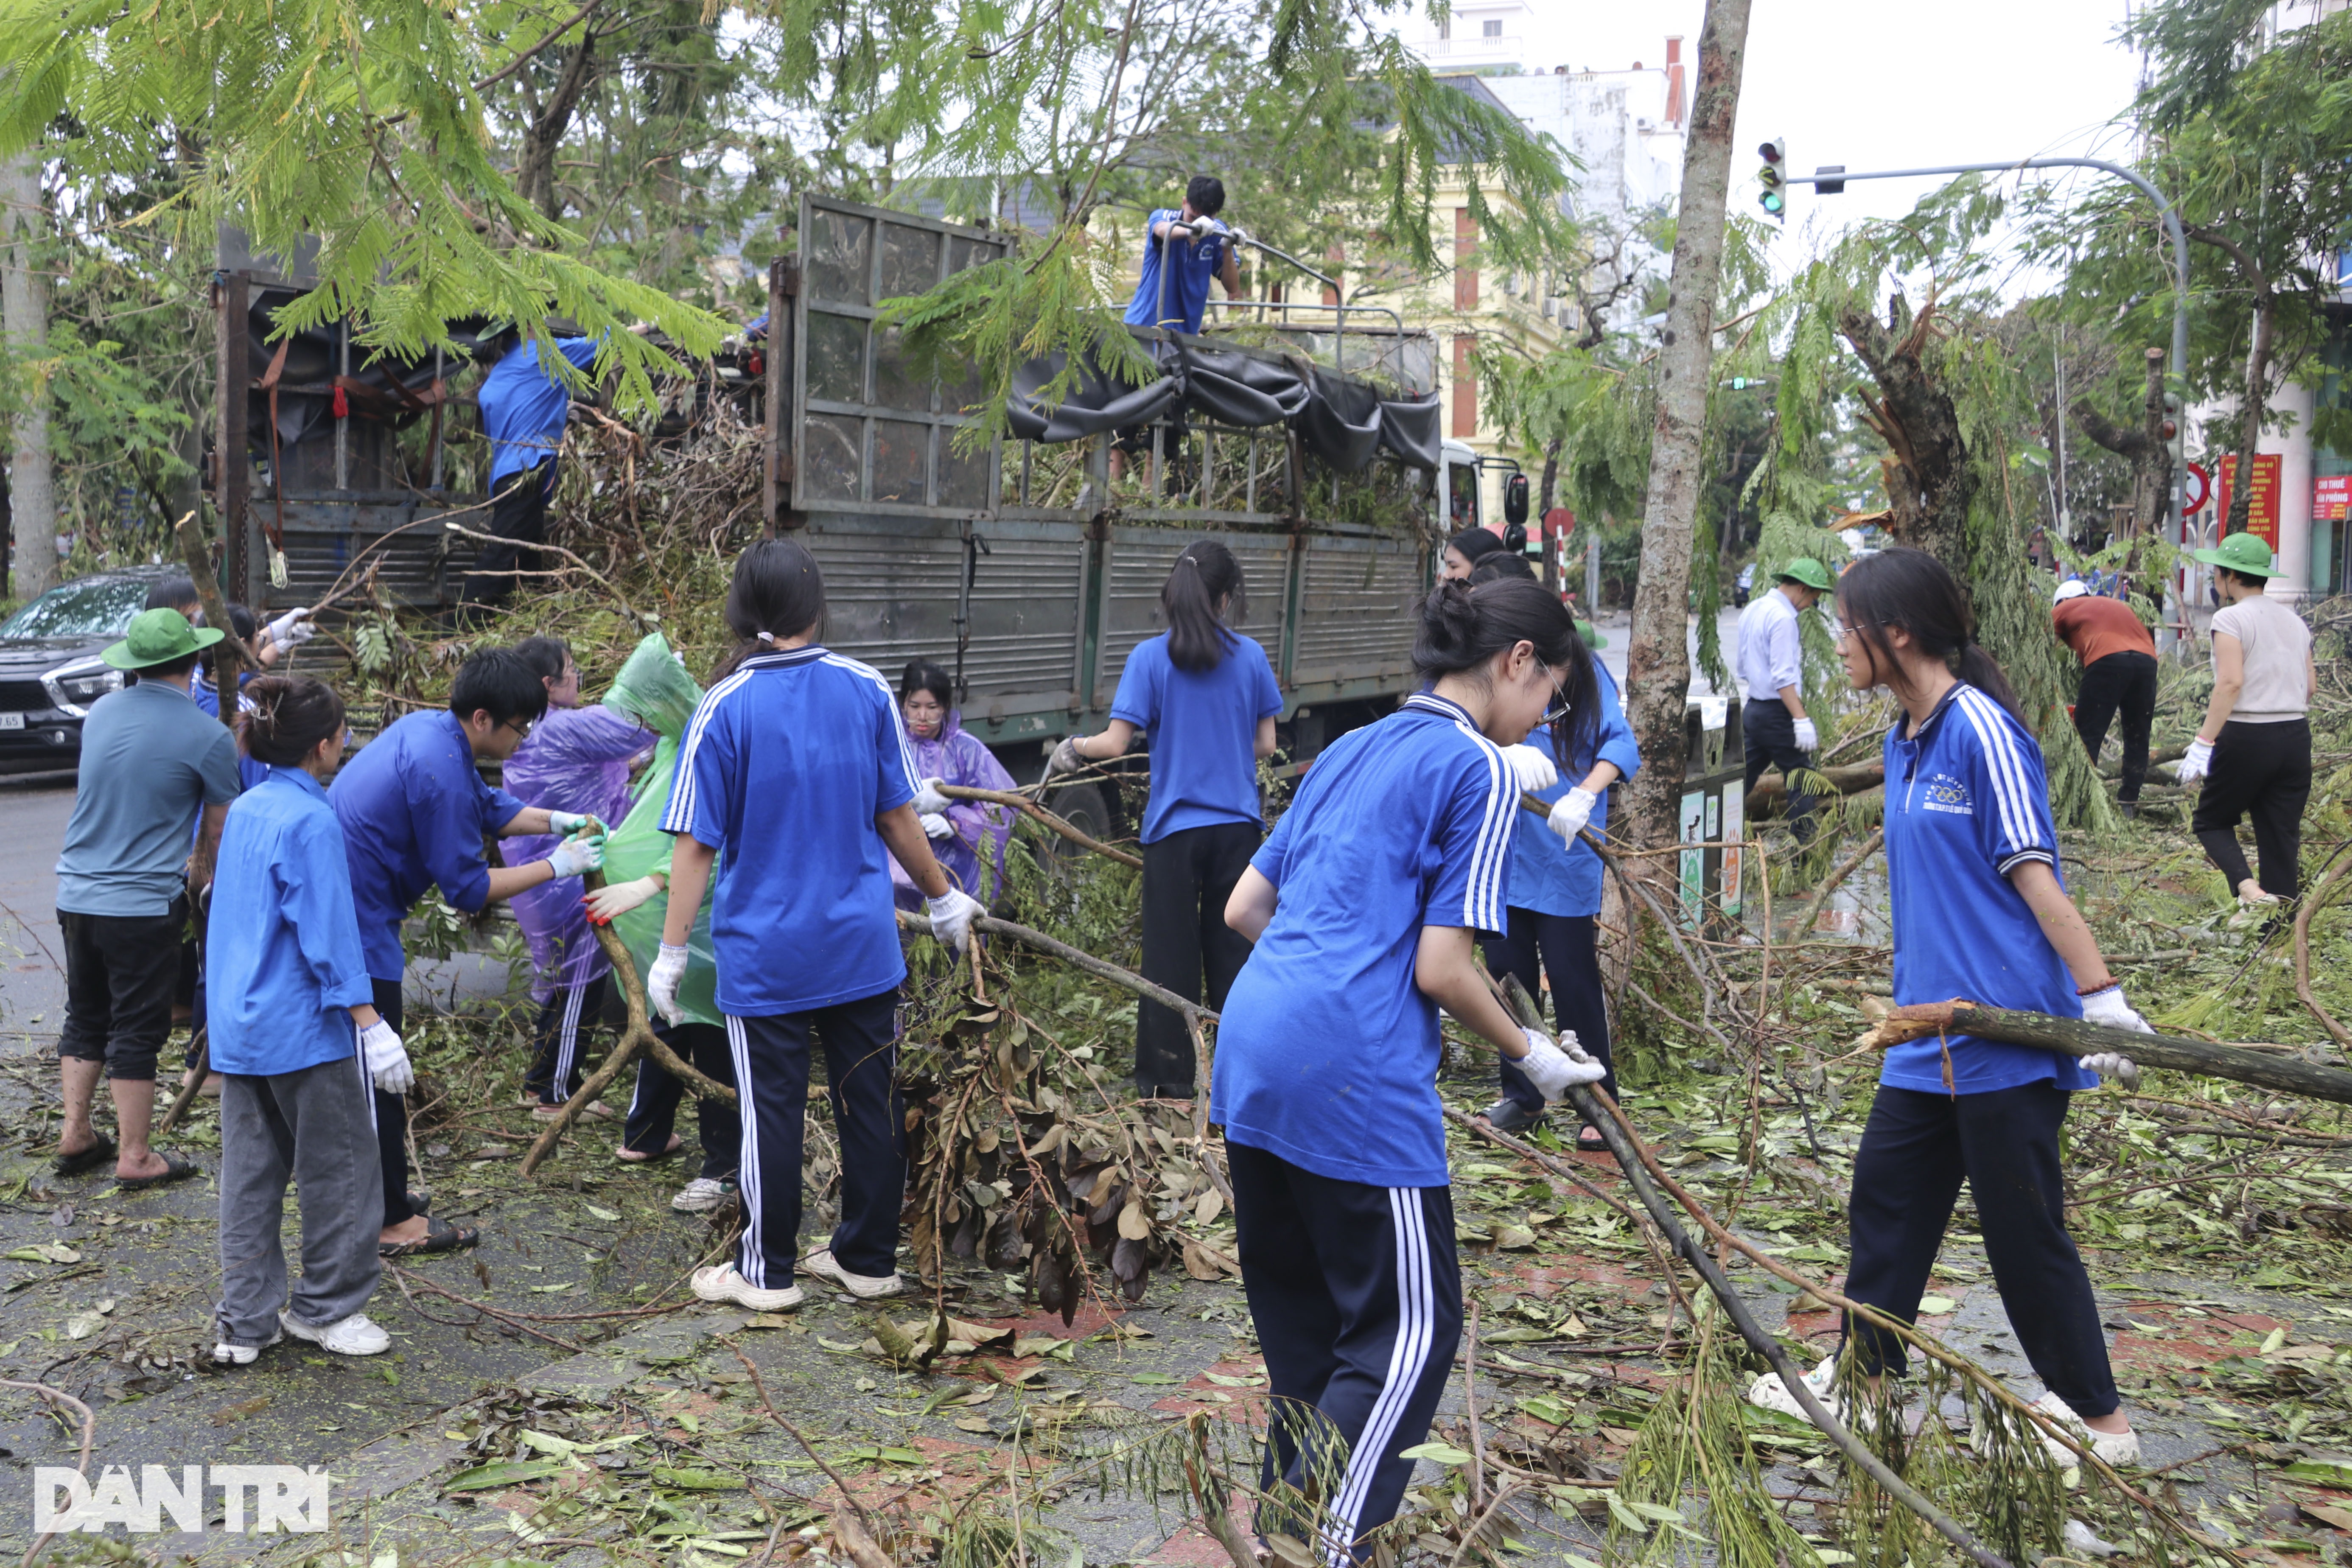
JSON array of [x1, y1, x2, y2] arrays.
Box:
[[1506, 663, 1641, 917], [330, 710, 527, 981], [479, 336, 601, 489], [205, 768, 377, 1076]]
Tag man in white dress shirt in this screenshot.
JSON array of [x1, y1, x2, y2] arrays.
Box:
[[1736, 557, 1834, 849]]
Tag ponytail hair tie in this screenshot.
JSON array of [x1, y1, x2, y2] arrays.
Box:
[[756, 631, 777, 645]]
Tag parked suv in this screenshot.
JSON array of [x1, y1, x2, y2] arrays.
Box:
[[0, 565, 173, 770]]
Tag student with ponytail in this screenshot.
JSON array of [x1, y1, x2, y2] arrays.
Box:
[[652, 539, 984, 1310], [1044, 539, 1283, 1099], [1214, 577, 1606, 1562], [1747, 546, 2148, 1471], [208, 677, 394, 1362]]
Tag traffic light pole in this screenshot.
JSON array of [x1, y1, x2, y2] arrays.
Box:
[[1786, 157, 2191, 539]]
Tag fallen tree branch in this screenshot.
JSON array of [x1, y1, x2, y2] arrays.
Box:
[[7, 1379, 93, 1568], [2293, 852, 2352, 1048], [440, 519, 652, 628], [1855, 1000, 2352, 1105], [156, 1029, 210, 1137], [934, 782, 1142, 868], [733, 1347, 895, 1568]]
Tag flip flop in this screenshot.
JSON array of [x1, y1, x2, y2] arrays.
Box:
[[1474, 1098, 1546, 1135], [380, 1217, 479, 1257], [617, 1134, 685, 1164], [53, 1137, 116, 1177], [1576, 1125, 1612, 1154], [115, 1150, 199, 1190]]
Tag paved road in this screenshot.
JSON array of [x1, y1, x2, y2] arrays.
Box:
[[1590, 606, 1749, 709], [0, 775, 521, 1056]]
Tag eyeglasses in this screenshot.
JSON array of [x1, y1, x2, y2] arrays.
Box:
[[500, 716, 535, 739], [1535, 658, 1573, 725]]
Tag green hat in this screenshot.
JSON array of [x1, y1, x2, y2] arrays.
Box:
[[1774, 557, 1837, 593], [2189, 531, 2283, 580], [1576, 619, 1607, 651], [101, 607, 223, 672]]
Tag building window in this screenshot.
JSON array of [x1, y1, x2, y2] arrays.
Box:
[[1482, 18, 1503, 35]]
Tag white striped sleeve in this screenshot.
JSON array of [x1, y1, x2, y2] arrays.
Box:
[[828, 654, 921, 807], [660, 676, 742, 837], [1432, 728, 1518, 933], [1953, 689, 2056, 876]]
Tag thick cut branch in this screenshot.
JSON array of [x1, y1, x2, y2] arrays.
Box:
[[1838, 297, 1974, 574], [933, 782, 1142, 868]]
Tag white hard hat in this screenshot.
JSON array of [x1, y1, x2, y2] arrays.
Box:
[[2053, 580, 2089, 604]]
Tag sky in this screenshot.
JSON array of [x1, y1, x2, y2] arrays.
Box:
[[1507, 0, 2153, 283]]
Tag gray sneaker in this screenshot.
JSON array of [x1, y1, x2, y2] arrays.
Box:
[[672, 1176, 737, 1212], [801, 1246, 904, 1299]]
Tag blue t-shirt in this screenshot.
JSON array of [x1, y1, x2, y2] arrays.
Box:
[[330, 710, 528, 981], [193, 672, 271, 792], [206, 768, 376, 1075], [1211, 692, 1519, 1188], [56, 681, 242, 918], [1508, 664, 1642, 918], [479, 336, 600, 488], [1112, 631, 1282, 844], [1883, 683, 2095, 1095], [1124, 212, 1230, 333], [661, 646, 919, 1016]]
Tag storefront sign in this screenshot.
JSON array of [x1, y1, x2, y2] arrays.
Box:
[[2318, 473, 2352, 524], [2217, 454, 2283, 546]]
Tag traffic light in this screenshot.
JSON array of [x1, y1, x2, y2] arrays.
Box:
[[1757, 138, 1786, 221]]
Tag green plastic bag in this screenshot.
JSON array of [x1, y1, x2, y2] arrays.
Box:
[[603, 630, 705, 738], [598, 639, 721, 1028]]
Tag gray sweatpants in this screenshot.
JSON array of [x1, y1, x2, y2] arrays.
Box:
[[216, 1053, 384, 1346]]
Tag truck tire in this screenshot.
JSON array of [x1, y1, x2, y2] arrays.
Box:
[[1039, 780, 1114, 867]]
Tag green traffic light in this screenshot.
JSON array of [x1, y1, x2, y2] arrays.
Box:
[[1760, 192, 1784, 215]]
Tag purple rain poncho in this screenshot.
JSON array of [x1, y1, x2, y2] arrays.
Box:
[[500, 702, 657, 999], [888, 710, 1016, 910]]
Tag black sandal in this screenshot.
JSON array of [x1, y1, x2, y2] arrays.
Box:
[[1474, 1098, 1546, 1135], [380, 1216, 479, 1257], [1576, 1124, 1612, 1154], [115, 1150, 198, 1190], [52, 1136, 116, 1177]]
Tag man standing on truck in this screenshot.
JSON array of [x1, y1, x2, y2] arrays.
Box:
[[458, 326, 602, 612], [1111, 177, 1243, 490], [1737, 558, 1834, 851]]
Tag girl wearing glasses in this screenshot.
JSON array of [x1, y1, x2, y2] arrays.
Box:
[[1749, 546, 2147, 1470], [1043, 539, 1283, 1101], [1462, 557, 1632, 1149], [1216, 576, 1606, 1561]]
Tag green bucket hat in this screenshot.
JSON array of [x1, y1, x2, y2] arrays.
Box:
[[1775, 557, 1837, 593], [102, 607, 224, 672], [1576, 619, 1607, 651], [2189, 531, 2283, 580]]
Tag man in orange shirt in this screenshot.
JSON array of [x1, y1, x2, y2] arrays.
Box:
[[2053, 580, 2159, 817]]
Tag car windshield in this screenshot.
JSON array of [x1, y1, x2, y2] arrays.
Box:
[[0, 578, 152, 640]]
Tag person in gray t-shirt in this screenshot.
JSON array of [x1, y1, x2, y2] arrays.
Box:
[[2179, 532, 2316, 911], [52, 608, 241, 1187]]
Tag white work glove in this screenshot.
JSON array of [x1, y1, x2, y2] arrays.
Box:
[[911, 777, 951, 815], [1044, 737, 1084, 780], [263, 607, 316, 652], [545, 833, 605, 880], [921, 812, 955, 840], [2078, 1052, 2143, 1091], [1547, 786, 1599, 846], [1513, 1028, 1606, 1102], [2176, 738, 2213, 785], [926, 888, 985, 954], [1792, 716, 1819, 753], [648, 943, 690, 1025], [2080, 983, 2154, 1035], [583, 874, 661, 926], [359, 1019, 413, 1096], [547, 810, 600, 837], [1499, 743, 1558, 793]]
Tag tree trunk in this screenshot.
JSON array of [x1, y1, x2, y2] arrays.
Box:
[[2072, 346, 2170, 546], [0, 149, 55, 598], [515, 32, 599, 223], [2187, 229, 2274, 538], [1537, 435, 1560, 516], [1620, 0, 1752, 853], [1839, 294, 1974, 577]]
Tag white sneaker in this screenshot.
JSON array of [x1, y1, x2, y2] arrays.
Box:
[[801, 1246, 904, 1299], [2029, 1391, 2140, 1468], [1746, 1356, 1846, 1425], [278, 1310, 390, 1357], [672, 1176, 737, 1212], [692, 1263, 803, 1311], [212, 1328, 283, 1366]]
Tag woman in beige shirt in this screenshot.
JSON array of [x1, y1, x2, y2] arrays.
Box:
[[2179, 532, 2315, 911]]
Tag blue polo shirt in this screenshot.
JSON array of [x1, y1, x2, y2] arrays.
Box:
[[661, 646, 919, 1016], [1508, 664, 1641, 918], [1211, 692, 1519, 1187], [480, 336, 600, 489], [1111, 631, 1282, 844], [1883, 683, 2095, 1095], [206, 768, 376, 1075], [330, 710, 528, 981], [1124, 212, 1230, 333], [56, 680, 242, 918]]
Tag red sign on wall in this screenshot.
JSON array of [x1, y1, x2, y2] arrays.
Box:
[[2318, 473, 2352, 524], [2217, 454, 2284, 547]]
